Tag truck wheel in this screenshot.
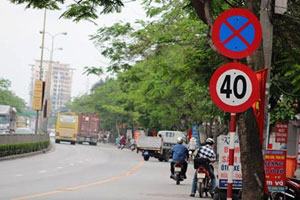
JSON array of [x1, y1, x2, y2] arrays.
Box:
[[164, 153, 169, 162], [143, 155, 150, 161], [163, 150, 170, 162], [55, 139, 60, 144], [71, 141, 76, 145], [158, 157, 164, 162]]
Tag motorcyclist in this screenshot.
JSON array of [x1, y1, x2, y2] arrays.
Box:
[[119, 135, 126, 149], [190, 138, 216, 197], [170, 137, 189, 179]]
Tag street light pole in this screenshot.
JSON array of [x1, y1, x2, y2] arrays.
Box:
[[35, 8, 47, 135], [41, 32, 67, 132], [48, 32, 67, 65]]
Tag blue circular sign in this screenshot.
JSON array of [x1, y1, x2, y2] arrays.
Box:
[[212, 9, 262, 59]]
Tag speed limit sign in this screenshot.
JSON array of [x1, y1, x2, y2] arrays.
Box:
[[209, 62, 259, 113]]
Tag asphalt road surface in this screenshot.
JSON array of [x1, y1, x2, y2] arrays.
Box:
[[0, 141, 211, 200]]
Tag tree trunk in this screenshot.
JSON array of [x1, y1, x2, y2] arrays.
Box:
[[238, 109, 265, 200]]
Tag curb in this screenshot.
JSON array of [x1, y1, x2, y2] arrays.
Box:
[[0, 140, 54, 161]]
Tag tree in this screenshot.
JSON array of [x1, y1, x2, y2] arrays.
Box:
[[191, 1, 300, 199], [67, 0, 227, 134], [17, 0, 299, 198], [0, 78, 26, 113], [9, 0, 124, 21]]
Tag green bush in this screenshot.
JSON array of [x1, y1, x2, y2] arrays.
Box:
[[0, 140, 49, 157]]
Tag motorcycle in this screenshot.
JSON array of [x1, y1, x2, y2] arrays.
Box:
[[142, 150, 150, 161], [173, 162, 184, 185], [272, 178, 300, 200], [197, 166, 212, 198]]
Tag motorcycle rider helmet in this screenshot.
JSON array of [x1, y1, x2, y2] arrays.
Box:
[[205, 138, 215, 145], [177, 137, 184, 144]]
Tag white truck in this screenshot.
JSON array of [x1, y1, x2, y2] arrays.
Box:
[[0, 105, 16, 134], [158, 130, 187, 162], [137, 136, 163, 161], [137, 130, 187, 162]]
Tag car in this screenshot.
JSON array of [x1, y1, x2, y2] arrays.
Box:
[[15, 127, 33, 134]]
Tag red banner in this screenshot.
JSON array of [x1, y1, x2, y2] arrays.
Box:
[[275, 122, 288, 143], [252, 69, 268, 145], [264, 150, 286, 192]]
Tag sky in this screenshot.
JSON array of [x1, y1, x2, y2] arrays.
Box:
[[0, 0, 146, 105]]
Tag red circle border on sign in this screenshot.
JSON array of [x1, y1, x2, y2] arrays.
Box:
[[212, 8, 262, 59], [209, 62, 259, 113]]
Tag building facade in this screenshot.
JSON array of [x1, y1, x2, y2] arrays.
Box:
[[29, 60, 73, 116]]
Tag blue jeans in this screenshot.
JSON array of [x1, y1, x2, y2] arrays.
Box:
[[191, 165, 216, 194]]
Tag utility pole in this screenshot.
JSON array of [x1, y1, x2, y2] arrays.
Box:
[[260, 0, 274, 149], [34, 8, 47, 135]]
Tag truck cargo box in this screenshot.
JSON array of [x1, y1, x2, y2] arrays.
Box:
[[137, 136, 162, 151], [77, 113, 100, 145]]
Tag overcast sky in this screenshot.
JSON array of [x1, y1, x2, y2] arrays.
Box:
[[0, 1, 146, 104]]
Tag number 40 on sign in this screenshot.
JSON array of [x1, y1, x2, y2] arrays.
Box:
[[209, 62, 259, 113]]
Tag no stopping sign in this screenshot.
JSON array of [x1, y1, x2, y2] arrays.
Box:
[[212, 8, 262, 59], [209, 62, 259, 113]]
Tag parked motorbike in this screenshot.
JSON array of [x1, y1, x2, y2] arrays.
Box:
[[272, 178, 300, 200], [197, 166, 211, 198]]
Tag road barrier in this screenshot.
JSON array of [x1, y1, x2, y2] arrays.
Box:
[[0, 134, 50, 158]]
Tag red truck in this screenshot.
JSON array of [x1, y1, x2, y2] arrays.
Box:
[[77, 113, 100, 145]]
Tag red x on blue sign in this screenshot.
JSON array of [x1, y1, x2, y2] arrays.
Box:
[[212, 8, 262, 59]]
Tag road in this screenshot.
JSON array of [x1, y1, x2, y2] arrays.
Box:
[[0, 141, 211, 200]]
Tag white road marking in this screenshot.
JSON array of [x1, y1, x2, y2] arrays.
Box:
[[56, 166, 63, 169], [38, 170, 47, 174]]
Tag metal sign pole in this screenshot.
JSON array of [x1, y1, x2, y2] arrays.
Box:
[[227, 113, 236, 200], [34, 111, 39, 134], [34, 8, 47, 135]]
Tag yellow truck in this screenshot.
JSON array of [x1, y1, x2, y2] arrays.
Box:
[[55, 112, 78, 145]]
